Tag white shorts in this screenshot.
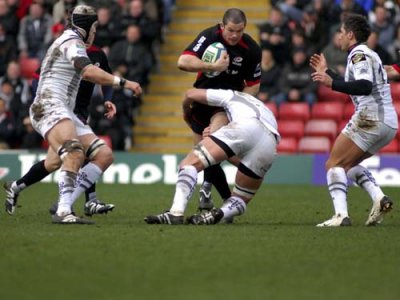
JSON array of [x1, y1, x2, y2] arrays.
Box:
[[30, 100, 93, 138], [211, 118, 277, 178], [342, 118, 396, 154]]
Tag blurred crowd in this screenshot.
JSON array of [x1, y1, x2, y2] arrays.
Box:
[[1, 0, 400, 151], [0, 0, 175, 150], [257, 0, 400, 105]]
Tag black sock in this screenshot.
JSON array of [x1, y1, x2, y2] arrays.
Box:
[[16, 160, 50, 187], [204, 164, 231, 200], [85, 182, 96, 203]]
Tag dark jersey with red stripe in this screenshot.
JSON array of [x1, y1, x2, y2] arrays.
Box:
[[182, 24, 261, 133], [32, 45, 113, 123]]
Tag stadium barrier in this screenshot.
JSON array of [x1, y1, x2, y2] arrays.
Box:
[[0, 151, 399, 186]]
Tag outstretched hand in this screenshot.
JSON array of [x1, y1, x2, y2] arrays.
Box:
[[104, 101, 116, 119], [310, 53, 328, 73]]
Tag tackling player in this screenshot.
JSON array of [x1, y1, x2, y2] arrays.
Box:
[[177, 8, 262, 215], [145, 89, 279, 225]]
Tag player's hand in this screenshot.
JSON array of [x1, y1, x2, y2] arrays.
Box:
[[213, 51, 229, 72], [310, 53, 328, 73], [311, 71, 333, 87], [125, 80, 143, 97], [104, 101, 116, 119], [202, 126, 211, 138]]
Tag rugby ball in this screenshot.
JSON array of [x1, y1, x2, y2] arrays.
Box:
[[201, 42, 226, 78]]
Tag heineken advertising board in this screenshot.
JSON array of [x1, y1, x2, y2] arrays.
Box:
[[0, 151, 398, 186]]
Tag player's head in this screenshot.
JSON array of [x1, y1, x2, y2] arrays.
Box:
[[221, 8, 246, 46], [71, 5, 98, 44], [339, 13, 371, 50]]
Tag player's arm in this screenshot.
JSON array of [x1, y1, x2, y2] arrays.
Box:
[[177, 53, 229, 73], [79, 62, 142, 96], [385, 64, 400, 80]]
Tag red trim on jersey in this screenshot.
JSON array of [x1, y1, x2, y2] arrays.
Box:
[[32, 72, 40, 79], [87, 45, 101, 53], [245, 79, 260, 86], [182, 50, 198, 57], [393, 64, 400, 74]]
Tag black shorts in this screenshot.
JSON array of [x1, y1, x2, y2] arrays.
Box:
[[189, 103, 224, 134]]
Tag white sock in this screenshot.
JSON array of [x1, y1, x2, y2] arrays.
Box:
[[327, 167, 349, 217], [11, 181, 26, 193], [70, 162, 102, 205], [56, 170, 77, 215], [347, 165, 384, 203], [170, 165, 198, 216], [220, 196, 247, 220]]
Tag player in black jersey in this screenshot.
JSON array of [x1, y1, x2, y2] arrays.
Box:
[[177, 8, 262, 215], [4, 45, 117, 217]]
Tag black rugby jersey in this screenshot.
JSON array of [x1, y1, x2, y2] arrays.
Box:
[[183, 24, 262, 90]]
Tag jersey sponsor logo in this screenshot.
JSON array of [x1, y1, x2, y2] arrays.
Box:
[[77, 49, 87, 56], [231, 70, 239, 75], [351, 52, 366, 64], [232, 56, 243, 66], [193, 36, 207, 52], [254, 71, 262, 77]]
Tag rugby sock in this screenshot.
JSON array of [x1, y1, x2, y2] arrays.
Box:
[[12, 160, 50, 193], [347, 165, 384, 202], [170, 165, 198, 216], [56, 170, 77, 215], [327, 167, 349, 216], [220, 196, 246, 220], [70, 162, 102, 205], [85, 182, 97, 203], [205, 164, 231, 200]]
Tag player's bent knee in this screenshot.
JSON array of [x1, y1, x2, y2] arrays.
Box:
[[57, 139, 84, 161], [86, 138, 107, 160], [193, 144, 216, 168], [232, 184, 257, 201]]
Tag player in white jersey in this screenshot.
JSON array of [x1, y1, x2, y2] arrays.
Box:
[[310, 14, 398, 227], [29, 5, 142, 224], [145, 89, 280, 225]]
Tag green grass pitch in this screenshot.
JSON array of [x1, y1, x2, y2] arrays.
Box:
[[0, 183, 399, 300]]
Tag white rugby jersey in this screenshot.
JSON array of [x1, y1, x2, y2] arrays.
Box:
[[346, 44, 398, 129], [34, 29, 90, 110], [206, 89, 280, 138]]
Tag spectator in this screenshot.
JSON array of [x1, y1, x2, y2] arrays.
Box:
[[0, 0, 19, 42], [0, 23, 17, 77], [52, 0, 80, 24], [258, 6, 291, 66], [0, 97, 15, 148], [94, 6, 122, 54], [370, 5, 395, 49], [329, 0, 367, 26], [108, 24, 152, 87], [275, 47, 317, 106], [300, 5, 329, 54], [322, 30, 348, 76], [258, 47, 281, 103], [122, 0, 161, 65], [18, 1, 53, 60], [388, 23, 400, 63], [367, 30, 393, 65]]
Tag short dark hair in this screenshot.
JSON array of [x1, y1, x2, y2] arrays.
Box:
[[222, 8, 247, 26], [342, 13, 371, 43]]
